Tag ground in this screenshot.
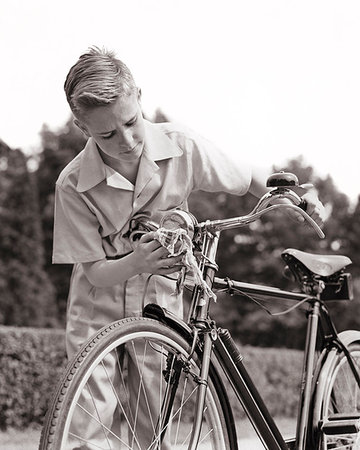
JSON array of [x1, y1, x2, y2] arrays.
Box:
[[0, 417, 296, 449]]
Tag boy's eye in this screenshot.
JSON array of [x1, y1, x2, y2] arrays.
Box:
[[126, 116, 137, 126], [102, 131, 115, 140]]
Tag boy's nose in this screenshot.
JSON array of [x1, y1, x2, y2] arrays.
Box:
[[118, 128, 134, 148]]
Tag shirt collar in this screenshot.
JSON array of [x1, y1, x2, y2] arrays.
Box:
[[105, 165, 135, 191], [76, 119, 183, 193]]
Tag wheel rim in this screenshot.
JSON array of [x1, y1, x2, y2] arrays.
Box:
[[60, 331, 227, 450], [322, 348, 360, 450]]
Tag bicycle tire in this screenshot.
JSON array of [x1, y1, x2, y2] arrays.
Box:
[[313, 335, 360, 449], [39, 316, 236, 450]]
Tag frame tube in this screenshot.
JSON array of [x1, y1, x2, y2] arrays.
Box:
[[214, 332, 288, 450], [188, 332, 214, 450], [295, 301, 320, 449]]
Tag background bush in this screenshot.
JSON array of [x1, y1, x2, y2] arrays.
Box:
[[0, 326, 66, 430], [2, 120, 360, 349], [0, 326, 303, 430], [234, 346, 303, 420]]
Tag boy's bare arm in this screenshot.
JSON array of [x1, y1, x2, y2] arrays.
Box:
[[83, 232, 184, 288]]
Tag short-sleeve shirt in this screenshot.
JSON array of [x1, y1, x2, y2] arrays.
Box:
[[53, 120, 251, 356]]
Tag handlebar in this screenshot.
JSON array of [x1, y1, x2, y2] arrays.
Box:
[[133, 172, 325, 241], [196, 179, 325, 239]]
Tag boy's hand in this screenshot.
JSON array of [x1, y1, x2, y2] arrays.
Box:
[[132, 232, 184, 275], [298, 183, 325, 227], [271, 183, 325, 228]]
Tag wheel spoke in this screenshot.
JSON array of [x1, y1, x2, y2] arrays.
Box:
[[130, 339, 158, 443], [40, 318, 232, 450], [68, 431, 109, 450], [86, 381, 113, 448], [99, 358, 142, 449], [75, 402, 132, 448]]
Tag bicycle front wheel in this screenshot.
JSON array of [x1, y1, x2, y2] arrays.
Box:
[[40, 317, 234, 450], [315, 341, 360, 450]]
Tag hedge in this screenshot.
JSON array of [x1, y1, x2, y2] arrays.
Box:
[[230, 345, 303, 420], [0, 326, 67, 430], [0, 326, 303, 430]]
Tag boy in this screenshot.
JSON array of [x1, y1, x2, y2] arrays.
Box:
[[53, 46, 324, 448]]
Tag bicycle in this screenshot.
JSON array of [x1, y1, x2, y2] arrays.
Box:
[[40, 172, 360, 450]]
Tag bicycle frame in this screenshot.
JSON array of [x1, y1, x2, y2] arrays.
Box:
[[210, 281, 326, 450], [142, 182, 358, 449], [41, 173, 360, 450], [188, 274, 312, 448], [175, 204, 358, 450]]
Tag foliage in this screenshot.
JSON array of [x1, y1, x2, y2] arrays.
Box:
[[36, 120, 86, 324], [0, 109, 359, 346], [0, 141, 57, 327], [188, 156, 360, 347], [233, 345, 303, 419], [0, 325, 302, 429], [0, 326, 66, 430]]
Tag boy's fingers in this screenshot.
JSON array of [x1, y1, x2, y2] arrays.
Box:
[[299, 183, 315, 191], [286, 208, 305, 223], [139, 231, 156, 242], [295, 183, 316, 195], [153, 246, 170, 258], [156, 253, 183, 266], [165, 254, 184, 264], [156, 253, 184, 269], [157, 265, 183, 275], [138, 232, 165, 252]]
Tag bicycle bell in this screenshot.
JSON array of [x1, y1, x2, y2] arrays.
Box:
[[266, 171, 299, 188]]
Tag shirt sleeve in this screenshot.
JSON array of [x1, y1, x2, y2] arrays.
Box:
[[184, 131, 252, 195], [52, 185, 106, 264]]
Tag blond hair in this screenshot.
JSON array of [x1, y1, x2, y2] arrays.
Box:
[[64, 46, 137, 116]]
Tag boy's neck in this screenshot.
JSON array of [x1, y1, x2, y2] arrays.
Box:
[[98, 147, 140, 185]]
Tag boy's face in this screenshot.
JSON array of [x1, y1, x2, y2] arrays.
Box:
[[76, 90, 145, 162]]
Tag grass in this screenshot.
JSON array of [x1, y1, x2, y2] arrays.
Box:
[[0, 418, 296, 450], [0, 426, 41, 450]]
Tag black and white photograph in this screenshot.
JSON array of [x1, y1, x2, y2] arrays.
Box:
[[1, 1, 360, 449]]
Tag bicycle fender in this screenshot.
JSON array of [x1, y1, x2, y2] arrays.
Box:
[[143, 303, 239, 449], [315, 330, 360, 404], [311, 329, 360, 442], [143, 303, 193, 339], [315, 329, 360, 391], [337, 329, 360, 347]]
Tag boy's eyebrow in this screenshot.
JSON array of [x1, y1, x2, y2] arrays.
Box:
[[96, 114, 137, 135]]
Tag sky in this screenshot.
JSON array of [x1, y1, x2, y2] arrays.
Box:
[[1, 0, 360, 202]]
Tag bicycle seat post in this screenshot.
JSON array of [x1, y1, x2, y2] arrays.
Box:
[[296, 298, 322, 448]]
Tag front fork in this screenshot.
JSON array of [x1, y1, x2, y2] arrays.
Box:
[[187, 330, 215, 450], [185, 230, 221, 448], [157, 228, 221, 448], [154, 325, 215, 450]]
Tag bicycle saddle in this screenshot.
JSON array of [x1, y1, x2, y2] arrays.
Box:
[[282, 248, 352, 277]]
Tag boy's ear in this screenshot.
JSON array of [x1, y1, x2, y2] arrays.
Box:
[[74, 119, 90, 138], [137, 87, 142, 102]]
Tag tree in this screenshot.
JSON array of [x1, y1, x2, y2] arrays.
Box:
[[35, 119, 86, 324], [31, 114, 359, 345], [189, 157, 360, 347], [0, 140, 57, 327]]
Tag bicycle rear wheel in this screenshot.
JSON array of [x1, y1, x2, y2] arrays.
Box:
[[315, 341, 360, 449], [40, 317, 235, 450]]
